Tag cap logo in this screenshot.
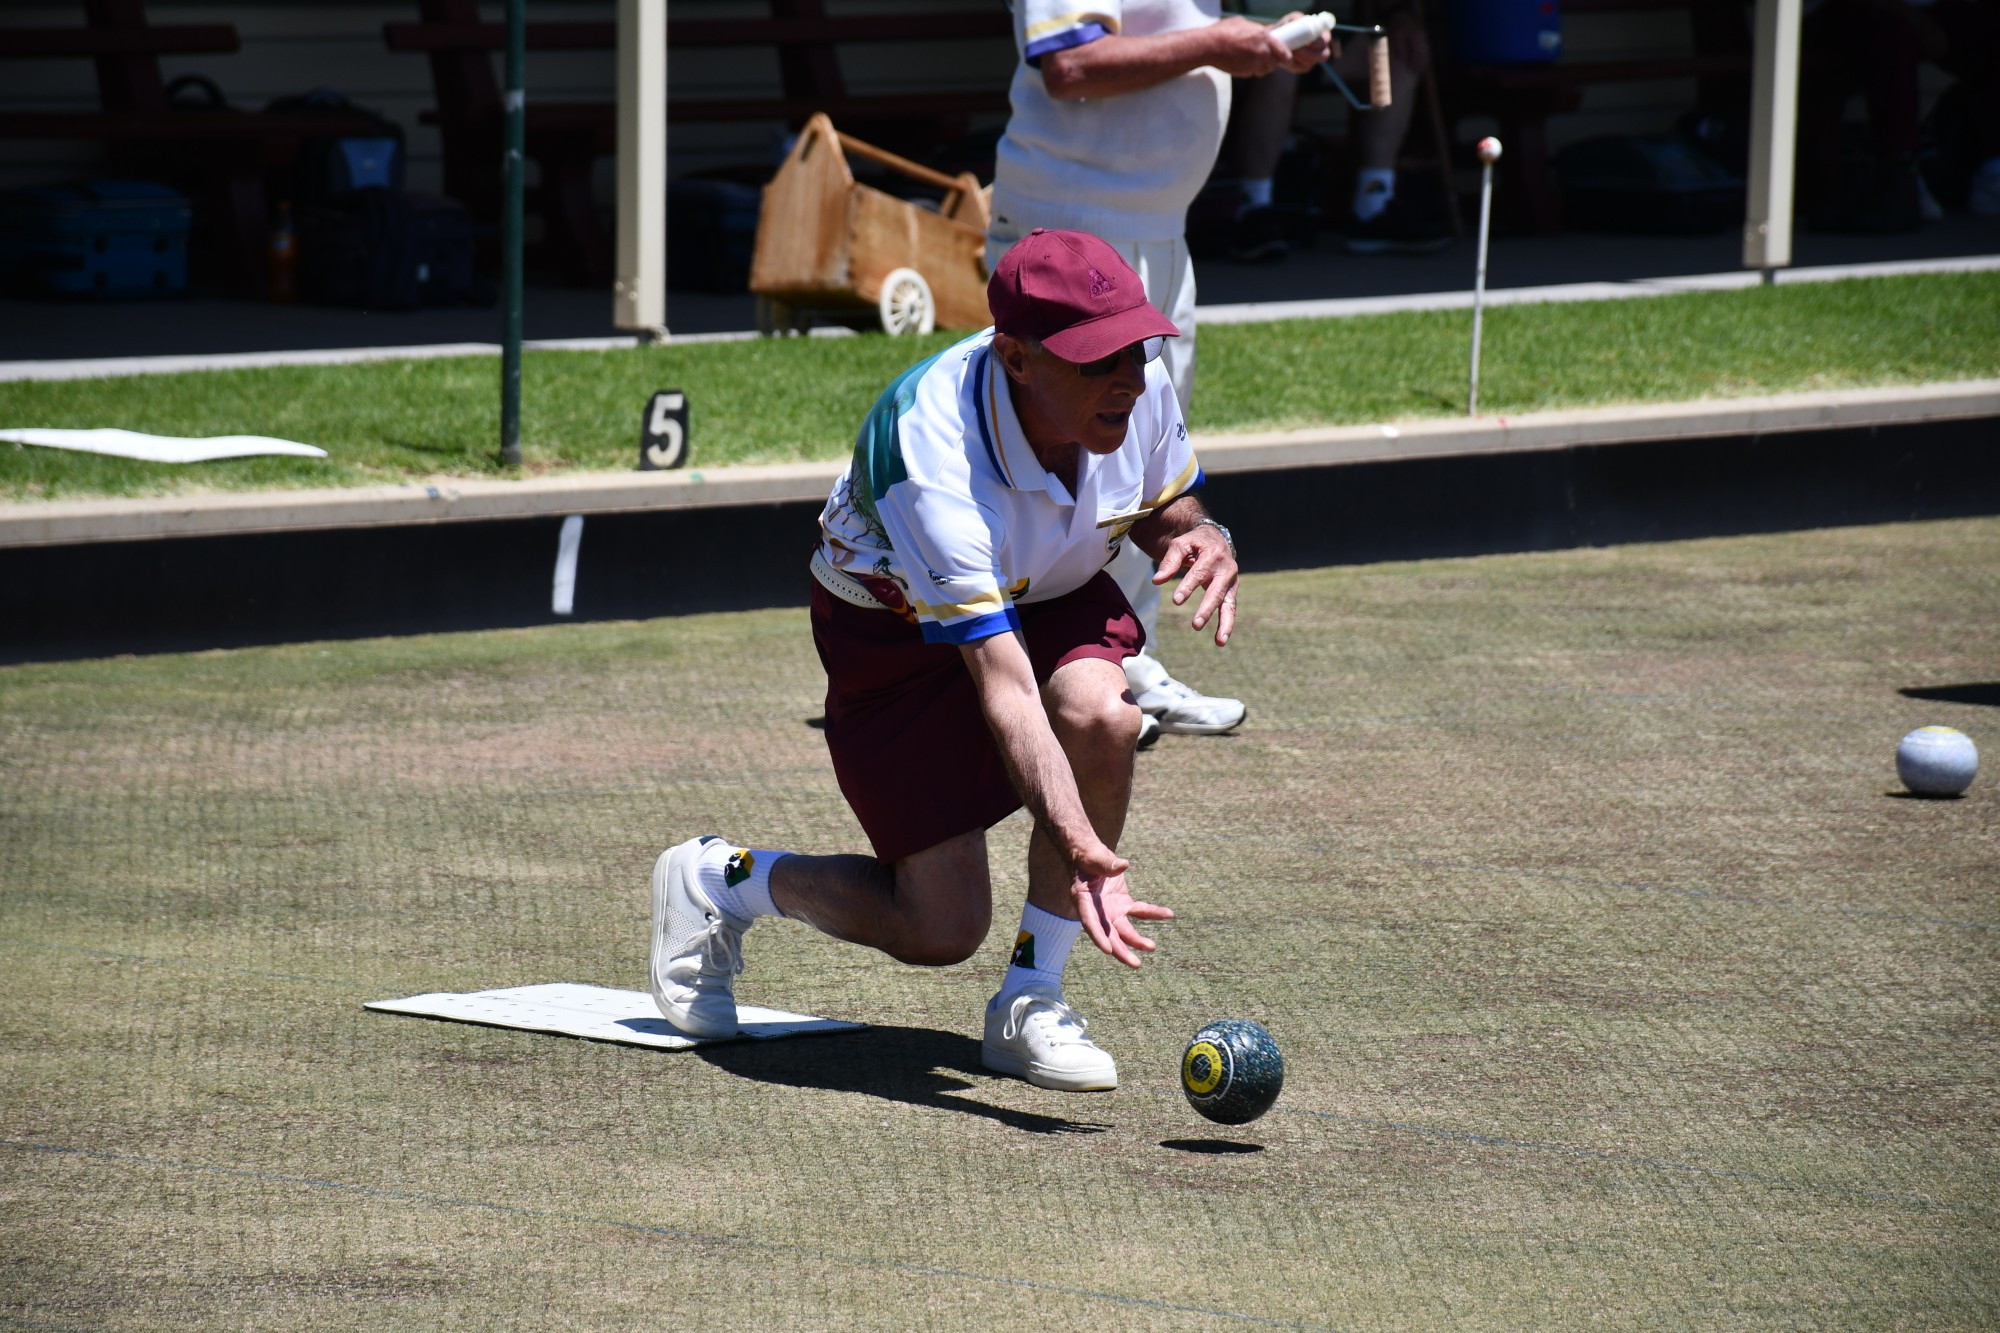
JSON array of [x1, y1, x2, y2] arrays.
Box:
[[987, 228, 1176, 362]]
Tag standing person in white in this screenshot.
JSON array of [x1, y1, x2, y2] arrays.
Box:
[[986, 0, 1328, 741]]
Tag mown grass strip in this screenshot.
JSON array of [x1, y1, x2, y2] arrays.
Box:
[[2, 271, 1994, 502]]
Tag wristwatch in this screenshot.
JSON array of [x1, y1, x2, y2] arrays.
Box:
[[1194, 517, 1235, 558]]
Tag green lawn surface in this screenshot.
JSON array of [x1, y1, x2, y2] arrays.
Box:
[[3, 516, 1995, 1328], [1, 271, 1995, 503]]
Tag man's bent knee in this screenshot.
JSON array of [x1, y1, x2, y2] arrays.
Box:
[[887, 832, 993, 966], [889, 920, 988, 967], [882, 896, 990, 965], [1045, 658, 1143, 751]]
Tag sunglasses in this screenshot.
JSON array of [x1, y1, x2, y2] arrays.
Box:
[[1075, 336, 1166, 377]]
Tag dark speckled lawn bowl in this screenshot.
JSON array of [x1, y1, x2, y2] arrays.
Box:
[[1180, 1019, 1285, 1125]]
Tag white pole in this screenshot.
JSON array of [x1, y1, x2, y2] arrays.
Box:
[[1469, 136, 1501, 417], [1743, 0, 1802, 281], [614, 0, 667, 336]]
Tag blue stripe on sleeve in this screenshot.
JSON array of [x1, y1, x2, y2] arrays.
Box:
[[920, 607, 1022, 646], [1025, 22, 1108, 66]]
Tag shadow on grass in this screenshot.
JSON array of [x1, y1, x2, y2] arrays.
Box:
[[696, 1023, 1111, 1136], [1899, 683, 2000, 707], [1160, 1138, 1264, 1155], [1884, 790, 1967, 801]]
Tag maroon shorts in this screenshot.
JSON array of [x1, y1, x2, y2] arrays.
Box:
[[811, 570, 1143, 864]]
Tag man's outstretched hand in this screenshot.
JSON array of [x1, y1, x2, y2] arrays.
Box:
[[1142, 515, 1240, 647], [1073, 871, 1175, 969]]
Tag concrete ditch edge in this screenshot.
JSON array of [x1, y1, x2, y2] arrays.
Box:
[[2, 380, 1994, 550]]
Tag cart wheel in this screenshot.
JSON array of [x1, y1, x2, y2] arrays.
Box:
[[755, 296, 798, 337], [876, 268, 935, 336]]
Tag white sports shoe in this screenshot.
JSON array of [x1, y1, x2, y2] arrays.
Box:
[[981, 985, 1118, 1091], [1125, 652, 1245, 736], [649, 835, 749, 1038], [1136, 711, 1162, 751]]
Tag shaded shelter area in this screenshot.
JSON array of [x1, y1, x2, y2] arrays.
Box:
[[2, 0, 1994, 358]]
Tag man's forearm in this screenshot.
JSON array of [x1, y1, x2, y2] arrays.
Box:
[[1039, 16, 1300, 100], [963, 638, 1100, 854], [1040, 29, 1226, 99]]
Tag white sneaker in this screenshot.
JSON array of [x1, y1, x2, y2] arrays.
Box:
[[649, 835, 749, 1038], [1136, 711, 1162, 751], [1125, 653, 1245, 736], [981, 985, 1118, 1091]]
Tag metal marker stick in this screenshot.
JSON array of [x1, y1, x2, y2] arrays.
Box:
[[1468, 136, 1502, 417]]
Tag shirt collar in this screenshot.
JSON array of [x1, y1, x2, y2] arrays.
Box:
[[981, 337, 1107, 504], [981, 338, 1052, 494]]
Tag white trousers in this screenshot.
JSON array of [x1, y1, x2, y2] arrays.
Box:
[[985, 226, 1198, 651]]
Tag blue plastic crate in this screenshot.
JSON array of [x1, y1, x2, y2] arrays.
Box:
[[0, 179, 192, 298]]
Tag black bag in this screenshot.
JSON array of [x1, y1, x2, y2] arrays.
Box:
[[265, 89, 406, 208], [298, 189, 483, 309]]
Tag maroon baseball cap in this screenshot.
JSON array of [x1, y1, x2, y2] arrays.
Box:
[[987, 229, 1180, 364]]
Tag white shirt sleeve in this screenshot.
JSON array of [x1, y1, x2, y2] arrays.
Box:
[[873, 431, 1022, 646], [1138, 373, 1202, 511], [1019, 0, 1122, 64]]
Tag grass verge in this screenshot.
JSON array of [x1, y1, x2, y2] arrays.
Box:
[[1, 270, 1995, 502]]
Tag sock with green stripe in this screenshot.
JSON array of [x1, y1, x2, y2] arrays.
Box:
[[999, 901, 1080, 997], [698, 842, 788, 923]]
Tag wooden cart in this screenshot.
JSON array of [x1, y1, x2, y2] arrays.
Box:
[[749, 113, 992, 336]]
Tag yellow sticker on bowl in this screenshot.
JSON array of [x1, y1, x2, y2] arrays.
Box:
[[1183, 1040, 1226, 1095]]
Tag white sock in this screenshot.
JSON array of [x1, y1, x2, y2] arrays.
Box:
[[1239, 177, 1274, 213], [1353, 168, 1396, 220], [1000, 902, 1080, 997], [698, 842, 788, 922]]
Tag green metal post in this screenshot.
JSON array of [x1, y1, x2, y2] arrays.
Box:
[[500, 0, 525, 466]]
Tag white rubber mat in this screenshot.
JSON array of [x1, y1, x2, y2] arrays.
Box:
[[364, 982, 864, 1050], [0, 427, 326, 462]]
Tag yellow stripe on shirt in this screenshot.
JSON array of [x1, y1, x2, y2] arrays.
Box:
[[913, 589, 1011, 620], [1023, 10, 1120, 41], [1142, 456, 1201, 511]]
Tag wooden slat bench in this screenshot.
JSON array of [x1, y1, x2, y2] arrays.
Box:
[[383, 0, 1015, 285]]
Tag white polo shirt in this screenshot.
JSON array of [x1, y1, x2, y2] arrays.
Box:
[[817, 329, 1202, 646], [991, 0, 1231, 243]]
